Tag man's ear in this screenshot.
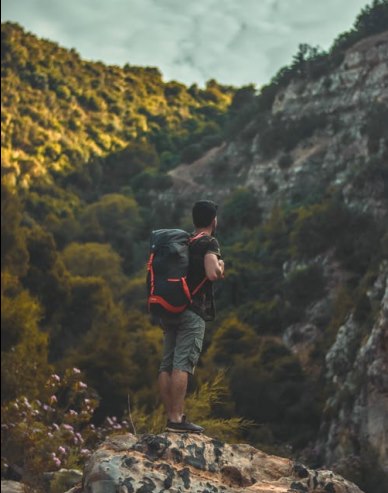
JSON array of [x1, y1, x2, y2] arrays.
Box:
[[211, 217, 217, 235]]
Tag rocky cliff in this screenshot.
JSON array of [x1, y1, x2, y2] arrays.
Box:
[[319, 261, 388, 475], [166, 31, 388, 223], [76, 432, 364, 493]]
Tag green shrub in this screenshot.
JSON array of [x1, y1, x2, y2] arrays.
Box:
[[362, 102, 388, 154], [260, 113, 327, 158], [238, 298, 285, 334], [78, 91, 105, 111], [100, 142, 160, 193], [283, 264, 326, 313], [205, 316, 259, 366], [229, 338, 321, 447], [1, 277, 51, 402], [331, 0, 388, 54], [290, 200, 348, 258], [131, 170, 172, 192], [1, 369, 133, 491], [222, 188, 262, 229], [55, 84, 71, 100]]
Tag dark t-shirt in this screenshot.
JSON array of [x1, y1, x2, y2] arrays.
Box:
[[187, 234, 221, 321]]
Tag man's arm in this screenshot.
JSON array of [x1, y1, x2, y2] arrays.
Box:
[[204, 253, 225, 282]]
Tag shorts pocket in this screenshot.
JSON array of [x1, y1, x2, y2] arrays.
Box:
[[189, 337, 204, 368]]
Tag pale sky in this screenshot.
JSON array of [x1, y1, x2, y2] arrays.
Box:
[[1, 0, 370, 87]]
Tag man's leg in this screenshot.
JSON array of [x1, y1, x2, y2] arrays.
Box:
[[169, 369, 188, 422], [164, 311, 205, 432], [158, 371, 172, 417], [158, 369, 188, 422], [158, 319, 176, 418]]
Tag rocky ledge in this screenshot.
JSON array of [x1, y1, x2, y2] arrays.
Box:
[[78, 432, 364, 493]]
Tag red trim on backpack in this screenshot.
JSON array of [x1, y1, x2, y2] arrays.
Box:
[[148, 295, 188, 313], [188, 231, 207, 244], [147, 253, 155, 295], [181, 277, 192, 301], [191, 276, 208, 296]]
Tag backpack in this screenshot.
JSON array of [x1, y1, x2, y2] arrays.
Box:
[[146, 229, 208, 316]]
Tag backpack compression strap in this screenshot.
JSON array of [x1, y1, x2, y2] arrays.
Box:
[[148, 294, 188, 313], [147, 253, 155, 295], [192, 277, 208, 295], [188, 231, 210, 296]]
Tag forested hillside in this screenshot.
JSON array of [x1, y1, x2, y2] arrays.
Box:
[[1, 2, 388, 492]]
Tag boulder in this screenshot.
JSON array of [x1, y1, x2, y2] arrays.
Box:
[[1, 481, 27, 493], [81, 433, 364, 492]]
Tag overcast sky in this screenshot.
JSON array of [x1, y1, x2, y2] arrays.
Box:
[[2, 0, 369, 87]]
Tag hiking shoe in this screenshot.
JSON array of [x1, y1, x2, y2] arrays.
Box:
[[165, 416, 204, 434]]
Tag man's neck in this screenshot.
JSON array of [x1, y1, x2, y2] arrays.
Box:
[[194, 226, 213, 236]]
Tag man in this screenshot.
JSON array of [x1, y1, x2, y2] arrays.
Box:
[[158, 200, 224, 433]]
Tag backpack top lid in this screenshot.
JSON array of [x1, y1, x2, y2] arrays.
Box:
[[150, 229, 190, 252]]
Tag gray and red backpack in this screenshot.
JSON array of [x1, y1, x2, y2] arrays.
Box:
[[146, 229, 208, 316]]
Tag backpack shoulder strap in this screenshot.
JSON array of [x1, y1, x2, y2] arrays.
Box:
[[188, 232, 212, 295], [188, 231, 208, 244]]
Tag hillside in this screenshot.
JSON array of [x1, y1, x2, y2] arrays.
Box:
[[1, 2, 388, 493], [1, 21, 233, 189]]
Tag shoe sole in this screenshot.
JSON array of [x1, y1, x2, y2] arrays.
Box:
[[165, 427, 203, 434]]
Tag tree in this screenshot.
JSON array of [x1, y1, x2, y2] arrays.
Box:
[[354, 0, 388, 37], [51, 275, 114, 359], [62, 242, 127, 299], [1, 184, 29, 277], [1, 274, 51, 402], [204, 316, 259, 367], [99, 141, 160, 193], [230, 338, 320, 447], [22, 225, 71, 323], [80, 194, 141, 273], [63, 310, 162, 419]]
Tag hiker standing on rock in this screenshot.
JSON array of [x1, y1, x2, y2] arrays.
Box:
[[147, 200, 224, 433]]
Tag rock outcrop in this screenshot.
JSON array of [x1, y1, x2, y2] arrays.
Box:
[[318, 261, 388, 473], [80, 432, 364, 493], [1, 481, 26, 493]]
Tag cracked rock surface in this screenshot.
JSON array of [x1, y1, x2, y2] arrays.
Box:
[[81, 433, 364, 493]]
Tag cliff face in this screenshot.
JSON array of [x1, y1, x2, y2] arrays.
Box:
[[167, 31, 388, 223], [319, 261, 388, 473], [79, 433, 364, 493]]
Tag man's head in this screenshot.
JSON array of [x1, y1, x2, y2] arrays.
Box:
[[192, 200, 218, 233]]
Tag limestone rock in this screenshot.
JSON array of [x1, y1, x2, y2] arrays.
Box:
[[81, 433, 364, 493], [1, 481, 28, 493], [166, 31, 388, 224], [319, 261, 388, 472]]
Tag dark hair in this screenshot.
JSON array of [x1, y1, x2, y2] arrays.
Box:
[[192, 200, 218, 227]]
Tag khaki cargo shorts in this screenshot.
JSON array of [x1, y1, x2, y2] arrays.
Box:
[[159, 309, 205, 375]]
